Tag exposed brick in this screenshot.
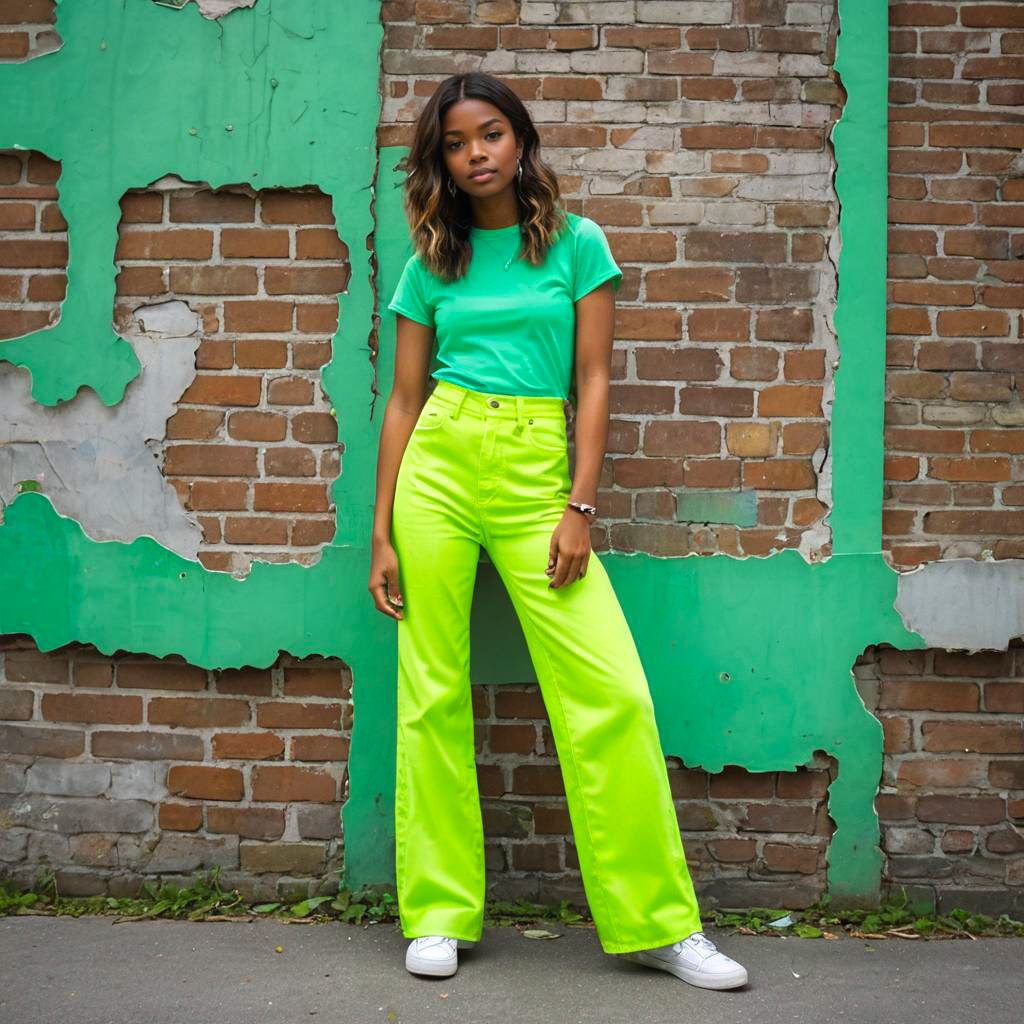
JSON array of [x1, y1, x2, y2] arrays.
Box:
[[709, 767, 774, 799], [148, 697, 249, 729], [291, 734, 349, 761], [758, 386, 822, 418], [0, 686, 33, 719], [740, 804, 816, 834], [989, 761, 1024, 790], [255, 701, 342, 730], [762, 843, 819, 874], [743, 460, 816, 490], [207, 807, 286, 840], [167, 764, 245, 801], [250, 764, 337, 802], [879, 681, 979, 713], [170, 191, 255, 223], [91, 731, 204, 761], [41, 693, 142, 725], [679, 387, 753, 418], [211, 732, 285, 760], [707, 838, 756, 863], [115, 660, 208, 692], [180, 375, 262, 407], [260, 190, 335, 225], [163, 444, 259, 478], [220, 228, 290, 259], [513, 764, 566, 797], [159, 803, 203, 832], [730, 346, 779, 380], [916, 795, 1006, 826], [922, 721, 1024, 754], [282, 665, 349, 698]]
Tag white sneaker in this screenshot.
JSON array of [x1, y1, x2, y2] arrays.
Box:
[[621, 931, 748, 990], [405, 935, 475, 977]]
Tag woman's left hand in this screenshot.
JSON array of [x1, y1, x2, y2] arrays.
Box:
[[546, 509, 592, 588]]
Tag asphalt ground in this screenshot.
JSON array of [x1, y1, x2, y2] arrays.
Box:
[[1, 914, 1021, 1024]]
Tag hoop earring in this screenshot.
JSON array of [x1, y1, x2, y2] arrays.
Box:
[[516, 157, 522, 183], [447, 176, 457, 198]]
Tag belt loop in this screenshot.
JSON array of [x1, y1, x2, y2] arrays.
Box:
[[451, 388, 469, 420], [513, 395, 525, 434]]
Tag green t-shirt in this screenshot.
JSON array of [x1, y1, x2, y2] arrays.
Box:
[[386, 211, 622, 401]]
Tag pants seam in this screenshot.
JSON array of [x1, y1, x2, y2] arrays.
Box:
[[517, 610, 622, 951]]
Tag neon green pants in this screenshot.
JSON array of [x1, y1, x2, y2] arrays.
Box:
[[390, 378, 702, 954]]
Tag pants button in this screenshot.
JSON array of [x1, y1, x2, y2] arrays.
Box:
[[489, 399, 499, 407]]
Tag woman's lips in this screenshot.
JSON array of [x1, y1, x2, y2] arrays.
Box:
[[469, 169, 496, 182]]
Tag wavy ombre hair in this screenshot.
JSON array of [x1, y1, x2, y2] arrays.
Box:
[[396, 72, 568, 282]]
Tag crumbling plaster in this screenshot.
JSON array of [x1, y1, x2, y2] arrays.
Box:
[[896, 559, 1024, 654], [0, 301, 204, 559], [3, 0, 997, 909]]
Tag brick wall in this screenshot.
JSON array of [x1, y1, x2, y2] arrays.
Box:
[[858, 643, 1024, 913], [0, 160, 348, 575], [8, 637, 1021, 912], [381, 0, 842, 561], [0, 0, 57, 62], [1, 0, 1022, 910], [114, 182, 347, 575], [0, 150, 66, 339], [884, 0, 1024, 568], [474, 683, 836, 909], [0, 636, 837, 906], [0, 635, 349, 900]]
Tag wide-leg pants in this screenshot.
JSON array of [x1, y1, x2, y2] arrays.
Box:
[[390, 378, 703, 954]]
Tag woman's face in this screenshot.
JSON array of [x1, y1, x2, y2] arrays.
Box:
[[440, 98, 521, 199]]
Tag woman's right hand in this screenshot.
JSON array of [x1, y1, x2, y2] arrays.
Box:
[[369, 540, 404, 621]]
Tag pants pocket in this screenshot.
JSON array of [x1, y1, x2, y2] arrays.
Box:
[[413, 406, 449, 432], [525, 417, 567, 453]]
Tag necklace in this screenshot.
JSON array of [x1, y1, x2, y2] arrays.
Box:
[[471, 226, 521, 271]]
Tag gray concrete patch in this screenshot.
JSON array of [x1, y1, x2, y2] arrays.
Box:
[[0, 301, 203, 560], [896, 558, 1024, 652], [0, 915, 1020, 1024]]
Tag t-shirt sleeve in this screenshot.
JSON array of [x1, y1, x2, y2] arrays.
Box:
[[572, 217, 622, 301], [387, 254, 435, 327]]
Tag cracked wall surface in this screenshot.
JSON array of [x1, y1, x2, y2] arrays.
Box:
[[0, 299, 204, 559], [8, 0, 1020, 910], [115, 180, 348, 576]]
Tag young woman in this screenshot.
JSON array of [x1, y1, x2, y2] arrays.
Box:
[[368, 71, 748, 991]]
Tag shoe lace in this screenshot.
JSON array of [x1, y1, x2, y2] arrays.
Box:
[[677, 932, 718, 956], [416, 935, 457, 951]]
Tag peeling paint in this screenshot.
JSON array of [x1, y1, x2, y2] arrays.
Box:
[[0, 301, 203, 558], [0, 0, 362, 405], [0, 0, 929, 906], [152, 0, 258, 19], [196, 0, 258, 18], [896, 559, 1024, 653]]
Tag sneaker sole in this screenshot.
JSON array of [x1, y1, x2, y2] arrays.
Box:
[[621, 950, 748, 990], [405, 953, 458, 977]]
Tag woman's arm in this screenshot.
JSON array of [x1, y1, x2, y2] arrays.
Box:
[[368, 313, 435, 618], [570, 281, 616, 509], [546, 279, 616, 589]]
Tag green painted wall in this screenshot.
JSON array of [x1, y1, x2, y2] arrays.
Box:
[[0, 0, 924, 905]]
